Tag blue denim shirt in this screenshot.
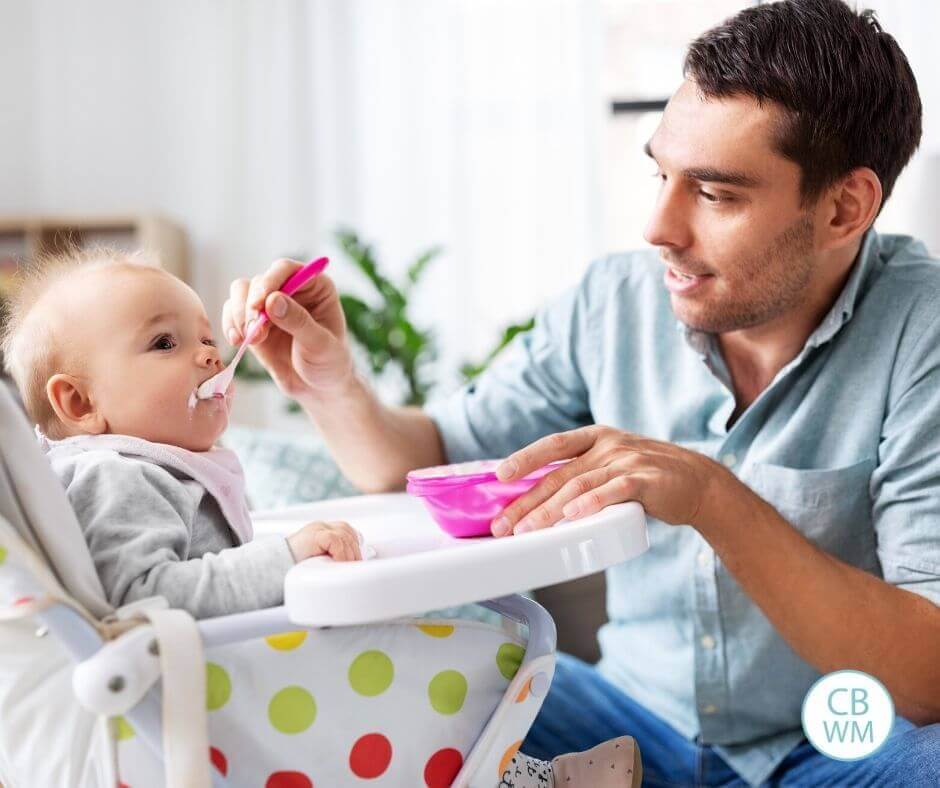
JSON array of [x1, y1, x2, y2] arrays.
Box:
[[427, 231, 940, 785]]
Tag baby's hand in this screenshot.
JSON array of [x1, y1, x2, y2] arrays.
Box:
[[287, 521, 362, 562]]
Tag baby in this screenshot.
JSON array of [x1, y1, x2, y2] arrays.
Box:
[[1, 247, 642, 788], [0, 247, 361, 619]]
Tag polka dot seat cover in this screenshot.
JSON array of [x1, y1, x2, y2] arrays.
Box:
[[0, 530, 554, 788], [114, 621, 547, 787]]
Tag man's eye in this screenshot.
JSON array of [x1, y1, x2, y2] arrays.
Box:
[[151, 334, 176, 351], [699, 189, 726, 203]]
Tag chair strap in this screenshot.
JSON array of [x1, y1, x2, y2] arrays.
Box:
[[141, 607, 211, 788]]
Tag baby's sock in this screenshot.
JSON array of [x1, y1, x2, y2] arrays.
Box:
[[550, 735, 641, 787], [499, 752, 553, 788], [499, 736, 641, 788]]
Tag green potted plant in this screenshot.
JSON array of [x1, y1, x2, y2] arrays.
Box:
[[228, 229, 534, 418]]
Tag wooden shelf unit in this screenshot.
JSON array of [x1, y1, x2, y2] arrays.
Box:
[[0, 214, 189, 297]]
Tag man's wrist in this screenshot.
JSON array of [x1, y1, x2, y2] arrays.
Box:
[[297, 370, 363, 414], [693, 461, 758, 543]]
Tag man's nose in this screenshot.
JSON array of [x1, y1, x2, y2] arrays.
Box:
[[643, 180, 693, 251]]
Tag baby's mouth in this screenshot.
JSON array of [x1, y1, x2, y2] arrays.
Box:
[[188, 380, 226, 409]]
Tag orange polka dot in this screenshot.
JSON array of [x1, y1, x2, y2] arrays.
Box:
[[498, 740, 523, 778], [515, 677, 532, 703]]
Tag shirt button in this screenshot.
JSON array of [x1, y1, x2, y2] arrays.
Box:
[[702, 704, 718, 715], [697, 550, 710, 568], [721, 452, 737, 468], [701, 634, 716, 649]]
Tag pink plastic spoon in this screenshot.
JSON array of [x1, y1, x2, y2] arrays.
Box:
[[192, 256, 329, 403]]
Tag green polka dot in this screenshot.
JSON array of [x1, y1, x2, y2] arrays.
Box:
[[0, 546, 7, 565], [496, 642, 525, 681], [268, 686, 317, 733], [348, 650, 394, 697], [113, 716, 135, 740], [206, 662, 231, 711], [428, 669, 468, 715]]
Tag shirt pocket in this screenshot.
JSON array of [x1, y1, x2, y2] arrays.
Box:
[[743, 458, 879, 571]]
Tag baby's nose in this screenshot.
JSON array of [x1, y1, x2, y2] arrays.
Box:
[[198, 347, 223, 369]]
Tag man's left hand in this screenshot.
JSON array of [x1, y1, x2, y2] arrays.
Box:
[[490, 425, 732, 536]]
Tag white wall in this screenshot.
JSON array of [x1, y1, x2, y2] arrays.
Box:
[[865, 0, 940, 253], [0, 0, 605, 402], [0, 1, 37, 213], [2, 0, 938, 407]]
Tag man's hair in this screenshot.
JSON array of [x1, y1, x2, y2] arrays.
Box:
[[0, 246, 159, 436], [684, 0, 922, 208]]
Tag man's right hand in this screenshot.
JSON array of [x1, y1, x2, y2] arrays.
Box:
[[222, 258, 356, 404]]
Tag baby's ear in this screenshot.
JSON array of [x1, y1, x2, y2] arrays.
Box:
[[46, 374, 106, 435]]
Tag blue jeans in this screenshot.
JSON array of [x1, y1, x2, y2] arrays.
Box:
[[522, 653, 940, 787]]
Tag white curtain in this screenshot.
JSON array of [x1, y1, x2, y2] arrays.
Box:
[[0, 0, 606, 395]]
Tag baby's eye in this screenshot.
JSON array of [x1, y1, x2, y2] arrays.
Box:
[[151, 334, 177, 351], [202, 338, 217, 348]]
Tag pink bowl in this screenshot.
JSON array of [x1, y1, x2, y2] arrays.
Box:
[[406, 459, 564, 538]]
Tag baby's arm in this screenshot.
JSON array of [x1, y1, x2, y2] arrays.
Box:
[[66, 456, 355, 618]]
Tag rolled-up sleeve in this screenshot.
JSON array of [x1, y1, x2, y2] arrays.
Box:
[[426, 276, 595, 464], [871, 296, 940, 606]]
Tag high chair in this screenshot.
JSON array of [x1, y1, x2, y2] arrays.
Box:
[[0, 384, 648, 787]]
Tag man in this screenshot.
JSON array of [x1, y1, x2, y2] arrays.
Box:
[[225, 0, 940, 783]]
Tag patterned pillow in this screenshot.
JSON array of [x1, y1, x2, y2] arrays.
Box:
[[222, 425, 359, 511]]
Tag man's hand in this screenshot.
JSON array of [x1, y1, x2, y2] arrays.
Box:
[[490, 425, 735, 536], [222, 259, 356, 404]]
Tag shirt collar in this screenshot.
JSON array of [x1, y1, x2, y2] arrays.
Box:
[[680, 228, 882, 355]]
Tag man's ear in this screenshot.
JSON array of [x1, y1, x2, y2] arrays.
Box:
[[818, 166, 882, 252], [46, 374, 107, 435]]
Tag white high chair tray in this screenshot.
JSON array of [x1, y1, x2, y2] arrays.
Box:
[[252, 493, 648, 627]]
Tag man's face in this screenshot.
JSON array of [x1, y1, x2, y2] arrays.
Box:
[[643, 80, 818, 334]]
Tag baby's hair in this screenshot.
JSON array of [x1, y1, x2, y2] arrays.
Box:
[[0, 245, 162, 436]]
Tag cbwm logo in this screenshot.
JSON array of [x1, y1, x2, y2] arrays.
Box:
[[801, 670, 896, 760]]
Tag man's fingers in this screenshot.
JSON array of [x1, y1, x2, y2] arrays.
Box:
[[562, 473, 644, 520], [225, 278, 250, 344], [491, 458, 587, 537], [509, 468, 615, 535], [264, 292, 328, 344], [496, 428, 598, 481], [247, 259, 303, 315], [554, 468, 618, 520]]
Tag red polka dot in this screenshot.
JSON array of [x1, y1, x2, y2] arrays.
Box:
[[13, 596, 34, 606], [265, 772, 313, 788], [349, 733, 393, 779], [424, 747, 463, 787], [209, 746, 227, 776]]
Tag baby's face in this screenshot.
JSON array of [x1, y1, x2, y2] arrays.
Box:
[[51, 265, 231, 451]]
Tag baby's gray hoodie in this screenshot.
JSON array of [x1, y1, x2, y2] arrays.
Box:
[[41, 433, 295, 618]]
